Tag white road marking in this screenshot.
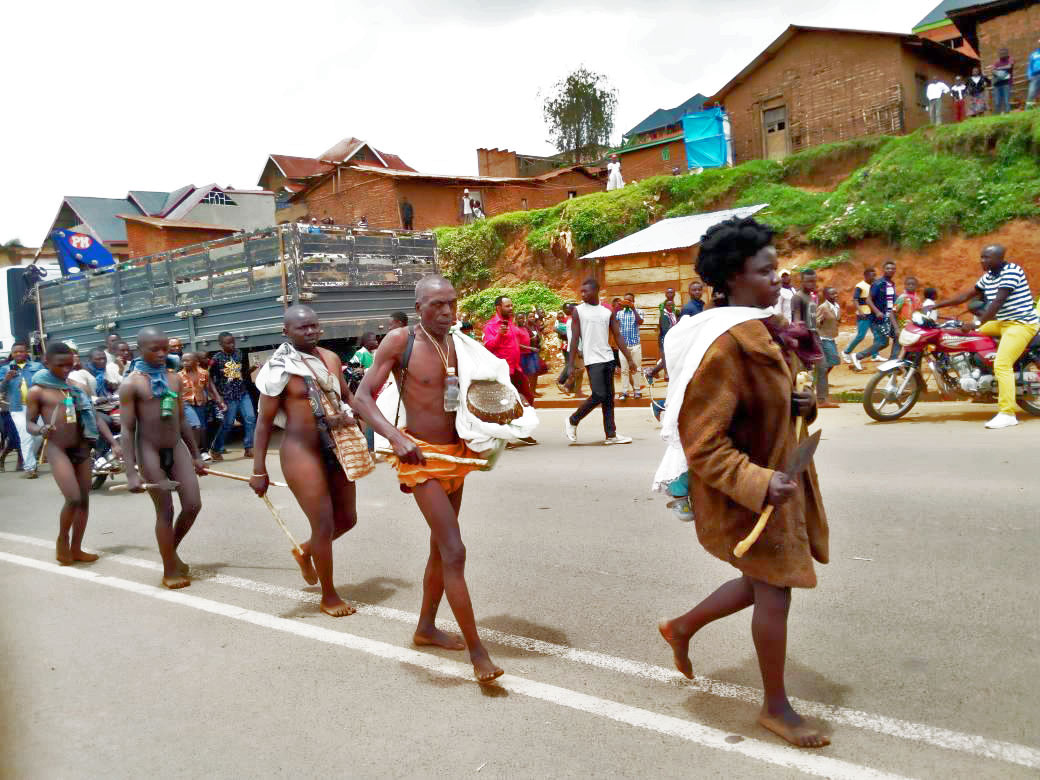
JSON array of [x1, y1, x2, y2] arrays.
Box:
[[2, 530, 1037, 771], [0, 549, 904, 780]]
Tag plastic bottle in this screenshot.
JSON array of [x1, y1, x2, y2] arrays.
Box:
[[160, 389, 178, 420], [63, 395, 76, 424], [443, 367, 460, 412]]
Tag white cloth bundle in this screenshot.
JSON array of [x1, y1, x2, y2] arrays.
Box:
[[255, 342, 349, 428], [375, 324, 539, 453], [651, 306, 772, 493]]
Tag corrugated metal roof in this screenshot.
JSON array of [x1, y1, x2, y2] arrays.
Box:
[[912, 0, 977, 30], [624, 93, 707, 139], [269, 154, 336, 180], [127, 190, 170, 216], [580, 204, 768, 260], [64, 196, 142, 242], [119, 214, 239, 232]]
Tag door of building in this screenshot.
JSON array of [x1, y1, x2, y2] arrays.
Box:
[[763, 106, 788, 160]]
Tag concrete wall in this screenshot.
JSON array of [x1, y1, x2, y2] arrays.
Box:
[[975, 4, 1040, 109], [187, 192, 275, 232], [299, 167, 604, 230], [616, 138, 687, 181], [720, 31, 965, 164]]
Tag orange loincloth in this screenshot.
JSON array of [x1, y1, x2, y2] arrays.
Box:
[[387, 430, 481, 495]]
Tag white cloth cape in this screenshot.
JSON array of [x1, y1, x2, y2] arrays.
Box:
[[255, 342, 346, 428], [651, 306, 772, 493], [374, 324, 539, 453], [606, 161, 624, 191]]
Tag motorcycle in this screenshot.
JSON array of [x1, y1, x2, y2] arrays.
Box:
[[91, 399, 124, 490], [862, 310, 1040, 421]]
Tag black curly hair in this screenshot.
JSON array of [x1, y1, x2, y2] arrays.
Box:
[[694, 217, 775, 298]]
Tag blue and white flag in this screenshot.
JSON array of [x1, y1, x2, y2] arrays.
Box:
[[51, 229, 115, 275]]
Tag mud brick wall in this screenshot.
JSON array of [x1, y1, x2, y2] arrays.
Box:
[[125, 222, 233, 259], [616, 138, 688, 181], [720, 31, 964, 165], [975, 5, 1040, 108]]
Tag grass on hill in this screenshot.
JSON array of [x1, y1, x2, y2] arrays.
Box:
[[435, 113, 1040, 291]]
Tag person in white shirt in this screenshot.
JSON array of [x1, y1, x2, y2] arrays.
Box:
[[606, 154, 625, 191], [926, 78, 951, 126], [461, 189, 474, 224], [774, 270, 795, 322], [564, 278, 638, 445]]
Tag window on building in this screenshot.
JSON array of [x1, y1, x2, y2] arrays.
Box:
[[943, 36, 964, 49], [915, 73, 928, 108], [521, 198, 529, 210], [661, 147, 670, 161], [568, 191, 577, 199], [201, 189, 237, 206]]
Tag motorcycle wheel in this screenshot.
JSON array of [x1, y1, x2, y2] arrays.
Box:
[[863, 367, 922, 421], [1019, 358, 1040, 417], [91, 472, 109, 491]]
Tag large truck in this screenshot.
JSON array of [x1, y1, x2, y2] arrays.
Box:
[[33, 224, 437, 358]]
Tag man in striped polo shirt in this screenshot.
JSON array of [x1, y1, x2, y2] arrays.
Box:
[[928, 245, 1039, 429]]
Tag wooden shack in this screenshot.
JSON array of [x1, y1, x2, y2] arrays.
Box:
[[582, 204, 766, 360]]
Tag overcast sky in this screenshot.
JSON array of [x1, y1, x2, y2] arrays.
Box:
[[5, 0, 932, 246]]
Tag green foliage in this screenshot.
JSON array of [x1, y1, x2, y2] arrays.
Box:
[[542, 66, 618, 163], [793, 252, 853, 273], [459, 282, 564, 321], [435, 112, 1040, 290]]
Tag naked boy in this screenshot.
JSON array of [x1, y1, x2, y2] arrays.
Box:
[[120, 327, 207, 589], [26, 342, 120, 565], [353, 276, 503, 683], [250, 306, 360, 618]]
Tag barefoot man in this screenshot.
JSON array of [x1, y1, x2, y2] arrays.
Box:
[[26, 341, 121, 565], [120, 327, 207, 589], [250, 306, 361, 618], [353, 276, 503, 683]]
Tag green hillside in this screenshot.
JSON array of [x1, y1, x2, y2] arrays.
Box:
[[436, 113, 1040, 291]]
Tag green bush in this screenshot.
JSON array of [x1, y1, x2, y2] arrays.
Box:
[[459, 282, 564, 321], [793, 251, 853, 273]]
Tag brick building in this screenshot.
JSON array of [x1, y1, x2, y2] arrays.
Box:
[[292, 165, 605, 231], [912, 0, 980, 57], [710, 25, 978, 164], [949, 0, 1040, 110], [119, 215, 238, 259], [610, 93, 708, 179]]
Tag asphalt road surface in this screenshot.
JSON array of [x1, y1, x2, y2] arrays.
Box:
[[1, 403, 1037, 778]]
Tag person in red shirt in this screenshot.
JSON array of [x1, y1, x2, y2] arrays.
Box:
[[482, 295, 535, 406]]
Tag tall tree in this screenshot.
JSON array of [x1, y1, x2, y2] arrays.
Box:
[[542, 67, 618, 164]]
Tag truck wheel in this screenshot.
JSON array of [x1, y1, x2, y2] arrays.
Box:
[[863, 367, 922, 421]]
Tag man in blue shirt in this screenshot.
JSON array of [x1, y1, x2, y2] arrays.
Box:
[[680, 281, 705, 318], [1027, 37, 1040, 110], [852, 260, 897, 371], [615, 292, 644, 400], [209, 332, 256, 461], [2, 342, 44, 474]]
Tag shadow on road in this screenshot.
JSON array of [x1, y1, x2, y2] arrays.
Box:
[[479, 614, 570, 657]]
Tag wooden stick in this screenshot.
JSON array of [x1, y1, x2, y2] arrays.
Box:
[[376, 448, 488, 467], [109, 480, 180, 492], [733, 371, 811, 558], [260, 494, 304, 555], [204, 468, 288, 488]]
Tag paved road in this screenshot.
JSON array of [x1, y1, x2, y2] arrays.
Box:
[[1, 403, 1037, 778]]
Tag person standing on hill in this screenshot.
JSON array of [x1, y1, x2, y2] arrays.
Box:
[[1027, 38, 1040, 110], [991, 49, 1014, 115], [926, 77, 951, 125], [951, 75, 968, 122], [967, 66, 991, 117], [926, 245, 1038, 429]]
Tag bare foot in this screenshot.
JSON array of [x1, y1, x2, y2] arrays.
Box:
[[72, 550, 99, 563], [471, 651, 504, 684], [320, 597, 356, 617], [292, 548, 318, 586], [162, 575, 191, 590], [56, 538, 73, 566], [758, 707, 831, 748], [658, 619, 693, 679], [413, 627, 466, 651]]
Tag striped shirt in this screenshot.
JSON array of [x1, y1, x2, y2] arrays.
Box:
[[976, 262, 1038, 324]]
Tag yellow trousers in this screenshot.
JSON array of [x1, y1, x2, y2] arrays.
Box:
[[978, 320, 1039, 414]]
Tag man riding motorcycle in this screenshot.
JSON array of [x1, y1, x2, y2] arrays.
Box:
[[926, 244, 1039, 429]]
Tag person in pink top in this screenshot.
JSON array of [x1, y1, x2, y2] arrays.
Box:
[[483, 295, 535, 406]]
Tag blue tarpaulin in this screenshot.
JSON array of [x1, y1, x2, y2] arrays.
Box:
[[51, 229, 115, 275], [682, 108, 728, 169]]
